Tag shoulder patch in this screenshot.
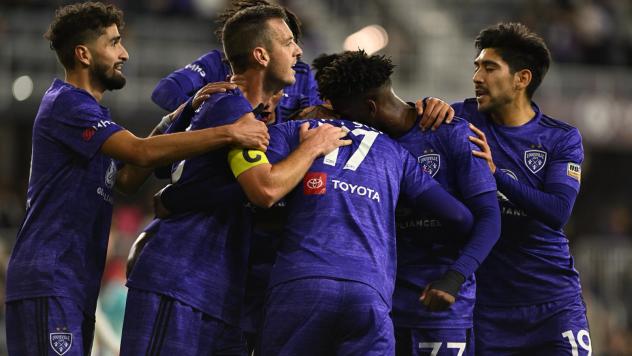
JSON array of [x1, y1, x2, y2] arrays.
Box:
[[567, 162, 581, 182]]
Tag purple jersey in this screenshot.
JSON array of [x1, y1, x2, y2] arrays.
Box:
[[151, 49, 322, 123], [265, 119, 440, 306], [127, 90, 254, 326], [393, 118, 497, 328], [452, 99, 583, 306], [6, 79, 123, 314]]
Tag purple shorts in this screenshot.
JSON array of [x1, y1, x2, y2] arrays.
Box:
[[474, 294, 591, 355], [396, 327, 474, 356], [120, 288, 247, 356], [6, 296, 95, 356], [260, 277, 394, 356]]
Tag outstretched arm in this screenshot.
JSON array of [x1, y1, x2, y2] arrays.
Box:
[[110, 112, 269, 195]]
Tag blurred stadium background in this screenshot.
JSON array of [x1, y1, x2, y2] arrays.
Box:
[[1, 0, 631, 354]]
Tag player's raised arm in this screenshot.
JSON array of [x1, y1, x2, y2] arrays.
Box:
[[230, 122, 351, 208], [116, 82, 239, 194]]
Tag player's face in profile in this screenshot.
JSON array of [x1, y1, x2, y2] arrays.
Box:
[[472, 48, 516, 113], [90, 24, 129, 91], [264, 18, 302, 88]]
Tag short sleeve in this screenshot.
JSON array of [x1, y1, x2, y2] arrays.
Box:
[[48, 91, 123, 160], [545, 128, 584, 192]]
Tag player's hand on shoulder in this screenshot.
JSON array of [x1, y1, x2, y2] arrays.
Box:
[[193, 82, 237, 109], [419, 284, 456, 311], [416, 97, 454, 131], [229, 113, 270, 151], [468, 123, 496, 173], [299, 122, 352, 156]]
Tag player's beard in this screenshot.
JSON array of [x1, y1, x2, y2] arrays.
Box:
[[91, 60, 126, 91]]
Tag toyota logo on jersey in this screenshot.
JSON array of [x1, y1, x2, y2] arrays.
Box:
[[303, 172, 327, 195]]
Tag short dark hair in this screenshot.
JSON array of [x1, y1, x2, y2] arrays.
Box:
[[44, 2, 124, 70], [316, 50, 394, 104], [475, 22, 551, 98], [222, 5, 288, 73], [215, 0, 302, 44]]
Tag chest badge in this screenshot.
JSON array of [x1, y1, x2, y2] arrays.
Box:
[[524, 149, 547, 174], [418, 153, 440, 177]]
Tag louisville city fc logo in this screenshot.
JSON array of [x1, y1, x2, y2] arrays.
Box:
[[524, 149, 547, 174], [418, 153, 440, 177], [50, 332, 72, 355]]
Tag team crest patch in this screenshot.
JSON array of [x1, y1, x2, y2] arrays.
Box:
[[303, 172, 327, 195], [524, 150, 547, 174], [50, 332, 72, 355], [418, 154, 440, 177]]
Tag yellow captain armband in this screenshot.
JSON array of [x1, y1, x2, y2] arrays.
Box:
[[228, 147, 269, 177]]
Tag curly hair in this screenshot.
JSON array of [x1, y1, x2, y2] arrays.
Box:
[[44, 2, 124, 70], [475, 22, 551, 98], [311, 52, 345, 86], [214, 0, 302, 44], [316, 50, 394, 103]]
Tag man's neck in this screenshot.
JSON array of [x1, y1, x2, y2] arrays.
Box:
[[65, 69, 105, 102], [489, 95, 535, 127], [236, 69, 279, 108], [380, 90, 417, 138]]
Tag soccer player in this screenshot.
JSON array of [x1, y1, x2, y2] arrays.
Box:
[[225, 63, 477, 356], [151, 0, 321, 124], [315, 50, 501, 356], [149, 5, 318, 348], [452, 23, 591, 355], [4, 3, 269, 356], [120, 6, 350, 355]]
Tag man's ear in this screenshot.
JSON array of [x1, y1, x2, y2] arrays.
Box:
[[75, 45, 92, 67], [367, 99, 378, 120], [253, 46, 269, 68], [514, 69, 532, 92]]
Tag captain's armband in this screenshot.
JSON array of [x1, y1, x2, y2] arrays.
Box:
[[228, 148, 269, 177]]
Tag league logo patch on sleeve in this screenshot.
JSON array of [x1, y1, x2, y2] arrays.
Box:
[[50, 332, 72, 355], [418, 154, 440, 177], [82, 128, 96, 141], [567, 162, 581, 182], [303, 172, 327, 195], [524, 150, 547, 174]]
